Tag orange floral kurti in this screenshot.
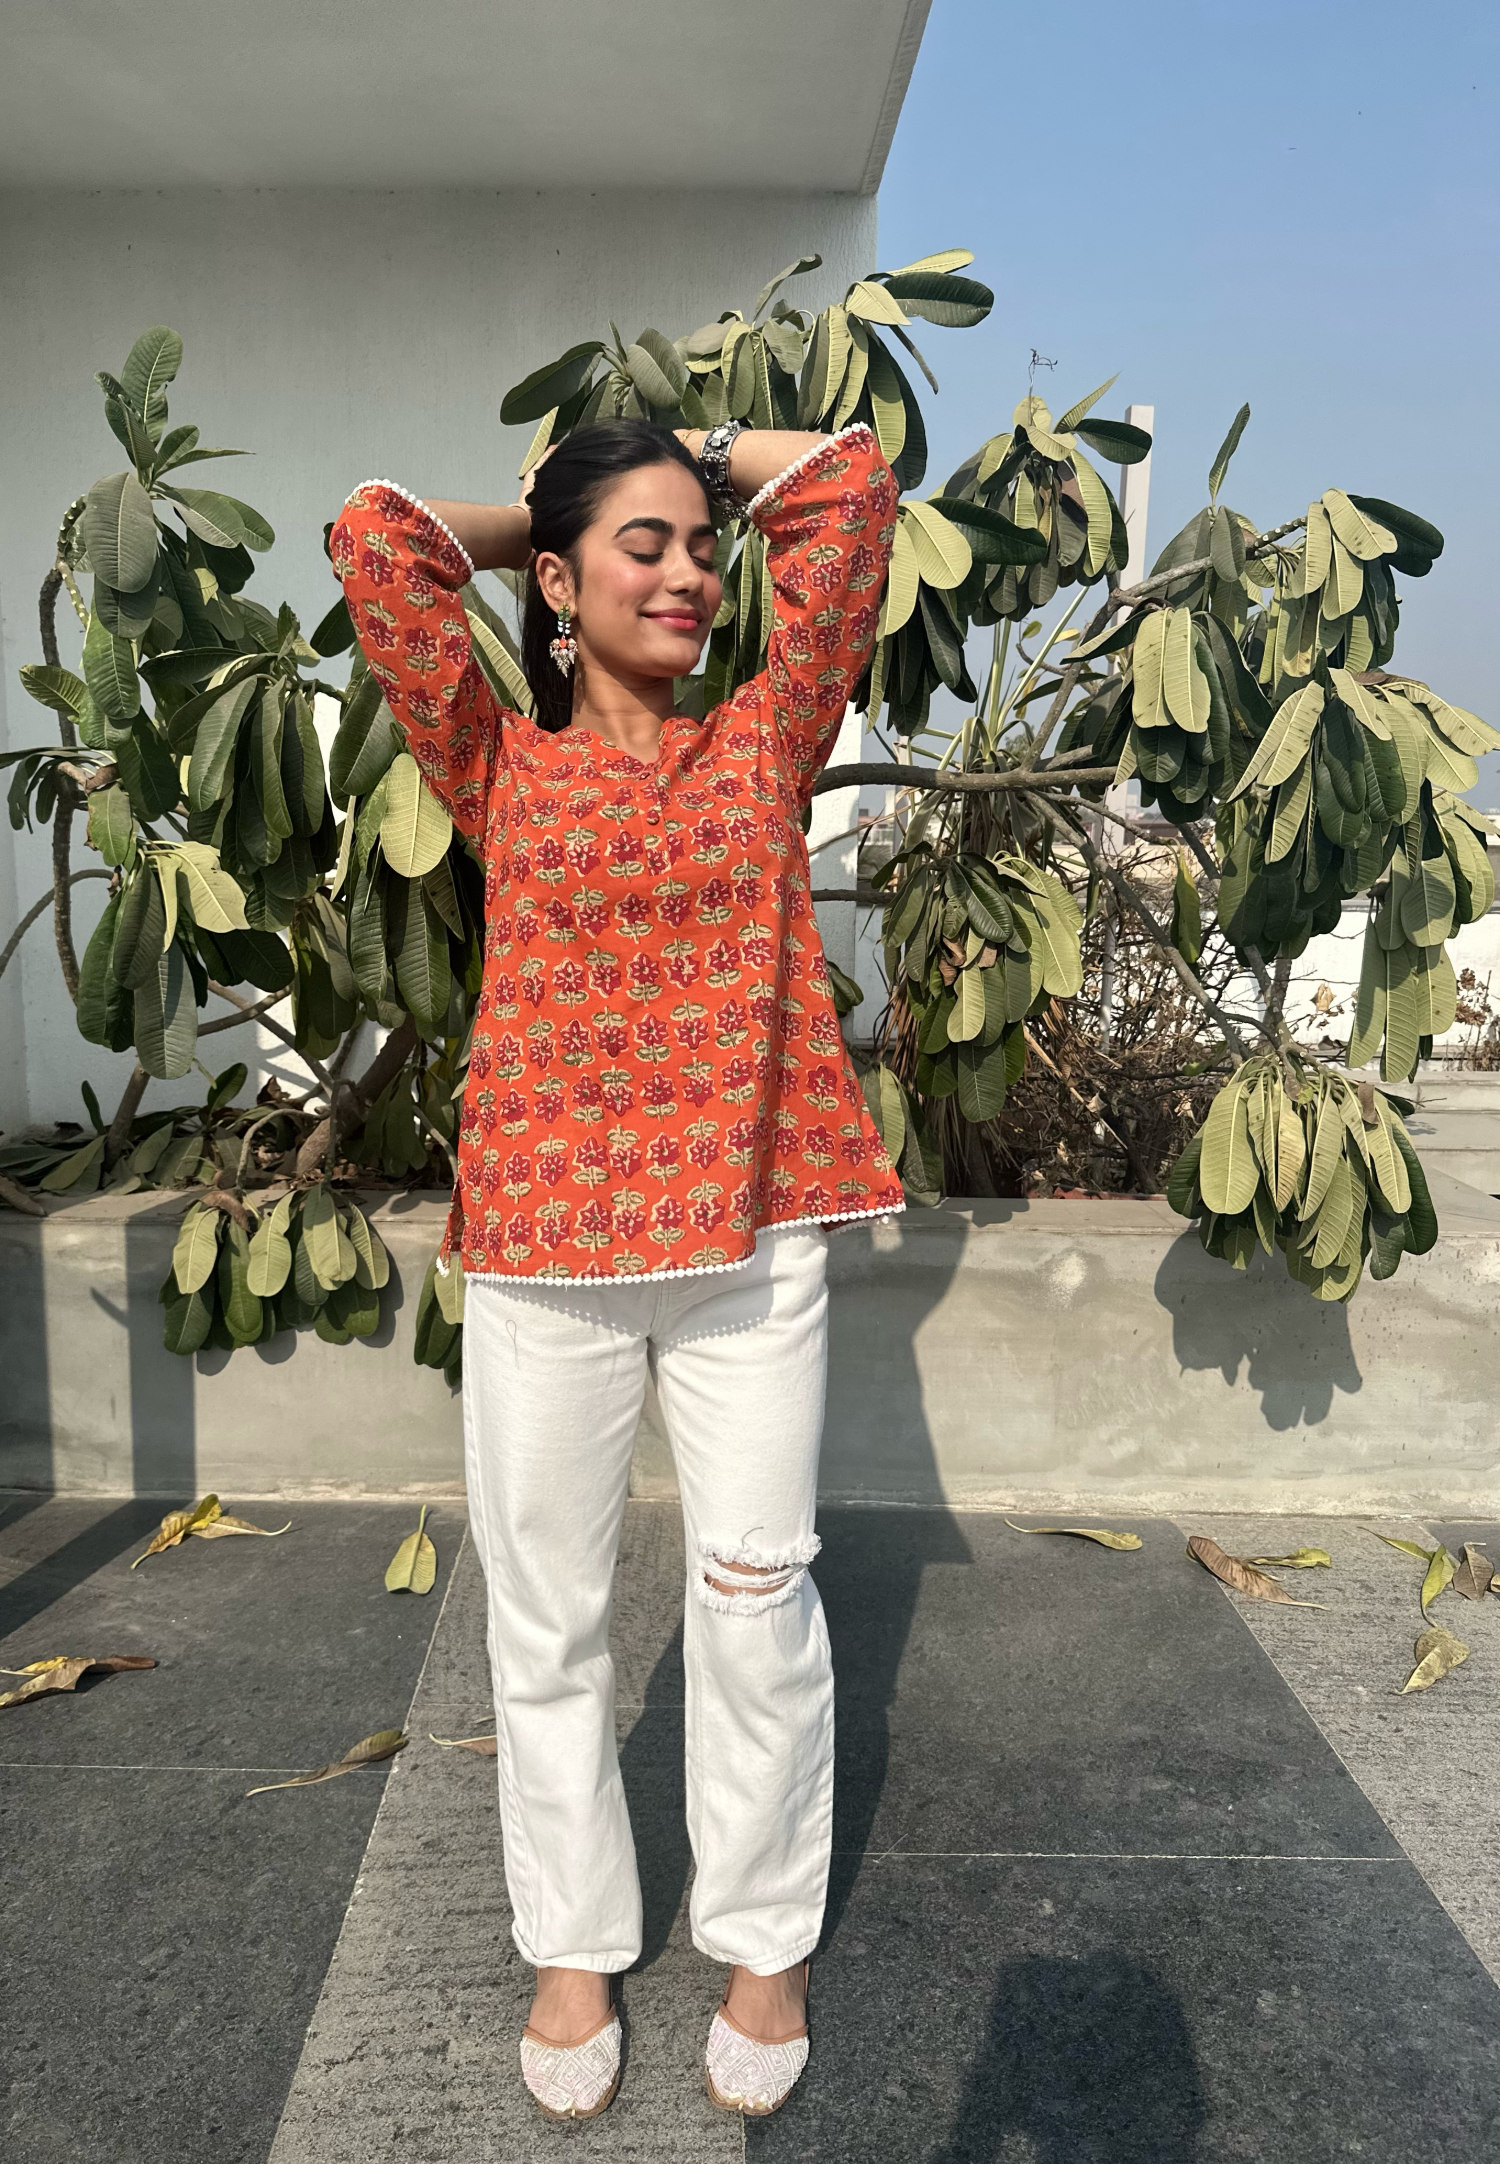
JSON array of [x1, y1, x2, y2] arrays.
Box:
[[331, 422, 905, 1283]]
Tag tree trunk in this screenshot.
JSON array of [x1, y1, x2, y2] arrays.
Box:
[[105, 1064, 150, 1168]]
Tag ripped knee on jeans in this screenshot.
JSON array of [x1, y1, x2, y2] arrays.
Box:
[[695, 1534, 821, 1615]]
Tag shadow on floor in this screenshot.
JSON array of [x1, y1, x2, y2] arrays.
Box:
[[0, 1497, 171, 1643], [619, 1217, 975, 1967], [935, 1955, 1205, 2163]]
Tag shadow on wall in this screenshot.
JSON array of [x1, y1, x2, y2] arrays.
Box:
[[1153, 1230, 1363, 1432], [936, 1956, 1205, 2163], [619, 1216, 975, 1968]]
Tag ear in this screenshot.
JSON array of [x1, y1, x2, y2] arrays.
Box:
[[533, 551, 576, 615]]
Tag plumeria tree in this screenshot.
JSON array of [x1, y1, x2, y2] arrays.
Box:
[[4, 247, 1492, 1371]]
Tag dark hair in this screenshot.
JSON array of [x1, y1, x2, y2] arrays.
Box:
[[521, 420, 708, 732]]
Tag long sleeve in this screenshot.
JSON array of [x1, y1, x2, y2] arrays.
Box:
[[329, 481, 506, 842], [749, 423, 897, 805]]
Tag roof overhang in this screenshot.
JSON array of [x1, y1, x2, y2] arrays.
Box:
[[0, 0, 929, 192]]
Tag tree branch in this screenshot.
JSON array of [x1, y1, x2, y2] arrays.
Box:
[[814, 761, 1119, 797], [198, 989, 293, 1039], [0, 870, 113, 986], [1053, 807, 1254, 1061], [104, 1064, 150, 1168], [206, 981, 331, 1090]]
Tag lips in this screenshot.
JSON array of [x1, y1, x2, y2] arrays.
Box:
[[644, 611, 703, 631]]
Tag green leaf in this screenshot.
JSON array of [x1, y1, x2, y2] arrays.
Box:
[[927, 496, 1048, 567], [218, 1220, 263, 1346], [77, 894, 123, 1045], [1199, 1076, 1259, 1214], [1346, 494, 1443, 577], [380, 753, 452, 879], [120, 326, 182, 437], [845, 278, 910, 327], [134, 942, 198, 1079], [1055, 376, 1119, 432], [301, 1185, 356, 1289], [18, 664, 87, 720], [87, 784, 136, 868], [956, 1035, 1010, 1121], [1171, 851, 1202, 967], [395, 885, 452, 1037], [188, 677, 258, 811], [1207, 404, 1250, 501], [161, 487, 274, 552], [83, 472, 159, 592], [624, 328, 688, 407], [172, 1203, 221, 1294], [311, 595, 355, 657], [1075, 419, 1152, 466], [82, 611, 140, 723], [38, 1135, 106, 1195], [174, 842, 250, 932], [247, 1194, 295, 1298], [880, 271, 993, 327], [500, 340, 605, 426], [902, 501, 973, 590], [1322, 489, 1396, 563], [467, 611, 535, 719]]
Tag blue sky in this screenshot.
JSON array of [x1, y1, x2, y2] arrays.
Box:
[[876, 0, 1499, 789]]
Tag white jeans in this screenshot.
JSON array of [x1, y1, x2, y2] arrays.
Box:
[[462, 1224, 834, 1977]]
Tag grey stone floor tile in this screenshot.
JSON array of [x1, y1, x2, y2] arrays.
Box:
[[746, 1853, 1500, 2164], [1173, 1513, 1500, 1982], [0, 1764, 387, 2164], [269, 1540, 743, 2163], [0, 1496, 454, 1769], [814, 1507, 1397, 1870]]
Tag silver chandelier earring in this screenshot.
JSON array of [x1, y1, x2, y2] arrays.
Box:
[[549, 603, 578, 678]]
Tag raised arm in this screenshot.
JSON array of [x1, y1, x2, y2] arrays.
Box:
[[330, 483, 518, 843], [707, 423, 896, 803]]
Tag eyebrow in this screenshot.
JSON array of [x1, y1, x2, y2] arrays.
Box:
[[613, 515, 717, 543]]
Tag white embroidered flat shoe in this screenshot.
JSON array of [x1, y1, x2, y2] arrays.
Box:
[[519, 2003, 622, 2121], [704, 1961, 810, 2117]]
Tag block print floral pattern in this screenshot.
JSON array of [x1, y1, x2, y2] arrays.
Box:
[[331, 424, 905, 1281]]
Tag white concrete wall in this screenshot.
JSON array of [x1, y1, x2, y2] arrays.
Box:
[[0, 183, 878, 1131]]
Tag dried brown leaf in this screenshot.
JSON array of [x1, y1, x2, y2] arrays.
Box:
[[1400, 1627, 1470, 1693], [130, 1494, 222, 1567], [198, 1188, 253, 1231], [429, 1731, 498, 1755], [0, 1654, 156, 1708], [246, 1728, 407, 1796], [1450, 1544, 1494, 1601], [1185, 1536, 1323, 1606], [1003, 1518, 1143, 1551]]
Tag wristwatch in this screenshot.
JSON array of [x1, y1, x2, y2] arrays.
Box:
[[697, 420, 747, 520]]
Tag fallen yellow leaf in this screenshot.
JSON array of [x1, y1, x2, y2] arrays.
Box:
[[0, 1654, 156, 1708], [131, 1495, 221, 1567], [430, 1730, 498, 1755], [385, 1505, 437, 1595], [1401, 1627, 1469, 1694], [1186, 1536, 1323, 1606], [1003, 1519, 1143, 1551], [246, 1729, 407, 1796], [193, 1510, 292, 1542], [1371, 1532, 1456, 1616], [1245, 1548, 1333, 1569]]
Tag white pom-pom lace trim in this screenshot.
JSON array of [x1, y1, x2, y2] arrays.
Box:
[[461, 1200, 904, 1290], [345, 478, 475, 580], [746, 424, 879, 520]]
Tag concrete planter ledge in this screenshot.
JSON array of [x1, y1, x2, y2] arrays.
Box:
[[3, 1176, 1498, 1513]]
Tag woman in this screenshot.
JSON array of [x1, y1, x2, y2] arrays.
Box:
[[331, 415, 902, 2120]]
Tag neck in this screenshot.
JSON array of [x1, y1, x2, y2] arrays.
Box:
[[568, 657, 675, 759]]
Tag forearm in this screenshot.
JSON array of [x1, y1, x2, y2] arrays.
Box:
[[422, 499, 532, 573], [679, 430, 830, 504]]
